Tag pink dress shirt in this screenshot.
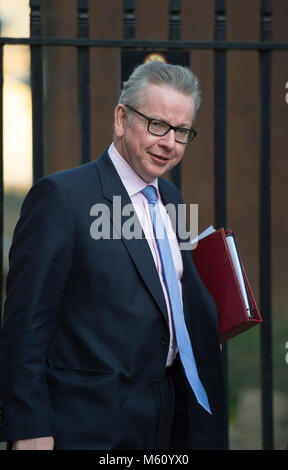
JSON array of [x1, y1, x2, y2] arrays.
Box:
[[108, 143, 183, 366]]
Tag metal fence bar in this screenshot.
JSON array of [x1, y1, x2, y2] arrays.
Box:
[[214, 0, 227, 229], [1, 37, 288, 50], [169, 0, 181, 190], [123, 0, 135, 40], [30, 0, 44, 182], [77, 0, 91, 164], [259, 0, 274, 451], [169, 0, 181, 41], [214, 0, 229, 449]]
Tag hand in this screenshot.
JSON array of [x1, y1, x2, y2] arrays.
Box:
[[12, 436, 54, 450]]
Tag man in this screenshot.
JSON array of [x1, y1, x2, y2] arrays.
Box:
[[0, 61, 226, 450]]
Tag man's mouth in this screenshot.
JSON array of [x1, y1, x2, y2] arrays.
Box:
[[149, 152, 169, 163]]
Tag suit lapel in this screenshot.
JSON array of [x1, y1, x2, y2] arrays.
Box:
[[95, 151, 169, 326]]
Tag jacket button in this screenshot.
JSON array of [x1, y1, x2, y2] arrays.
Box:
[[160, 337, 168, 346], [151, 378, 160, 388]]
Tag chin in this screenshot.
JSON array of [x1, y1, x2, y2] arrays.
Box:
[[147, 165, 171, 181], [144, 172, 165, 182]]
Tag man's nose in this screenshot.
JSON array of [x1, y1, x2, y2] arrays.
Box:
[[158, 129, 176, 149]]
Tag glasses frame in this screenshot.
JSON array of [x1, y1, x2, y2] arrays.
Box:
[[125, 105, 197, 144]]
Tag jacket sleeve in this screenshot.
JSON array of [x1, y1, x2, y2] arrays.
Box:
[[0, 176, 75, 442]]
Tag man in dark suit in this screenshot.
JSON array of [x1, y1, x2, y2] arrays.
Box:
[[0, 61, 226, 450]]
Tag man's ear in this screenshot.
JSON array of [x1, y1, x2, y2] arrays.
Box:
[[114, 104, 127, 138]]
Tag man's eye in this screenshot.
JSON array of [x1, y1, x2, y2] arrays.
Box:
[[178, 128, 189, 136], [151, 121, 164, 128]]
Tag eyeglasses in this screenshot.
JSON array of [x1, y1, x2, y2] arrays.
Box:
[[125, 105, 197, 144]]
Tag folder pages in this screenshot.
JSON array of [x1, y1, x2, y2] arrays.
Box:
[[192, 227, 262, 342]]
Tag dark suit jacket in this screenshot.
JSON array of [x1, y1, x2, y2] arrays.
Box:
[[0, 150, 226, 449]]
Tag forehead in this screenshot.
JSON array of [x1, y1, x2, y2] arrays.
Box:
[[140, 84, 195, 125]]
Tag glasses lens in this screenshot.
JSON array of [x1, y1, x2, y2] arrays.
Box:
[[148, 120, 170, 136], [147, 115, 196, 144], [175, 128, 196, 144]]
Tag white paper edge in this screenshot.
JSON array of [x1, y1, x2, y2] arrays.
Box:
[[190, 225, 216, 246], [226, 235, 251, 318]]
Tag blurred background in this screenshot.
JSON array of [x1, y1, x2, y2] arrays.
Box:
[[0, 0, 287, 450]]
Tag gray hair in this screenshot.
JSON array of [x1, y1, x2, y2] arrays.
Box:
[[119, 61, 201, 119]]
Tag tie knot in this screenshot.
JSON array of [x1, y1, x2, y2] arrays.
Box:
[[141, 185, 158, 205]]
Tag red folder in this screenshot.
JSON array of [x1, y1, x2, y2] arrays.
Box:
[[192, 228, 262, 342]]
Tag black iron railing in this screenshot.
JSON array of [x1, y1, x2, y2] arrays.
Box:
[[1, 0, 287, 450]]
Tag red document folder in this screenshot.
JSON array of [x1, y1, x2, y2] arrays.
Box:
[[192, 228, 262, 342]]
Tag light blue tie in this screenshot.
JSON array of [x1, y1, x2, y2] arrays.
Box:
[[141, 185, 211, 414]]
